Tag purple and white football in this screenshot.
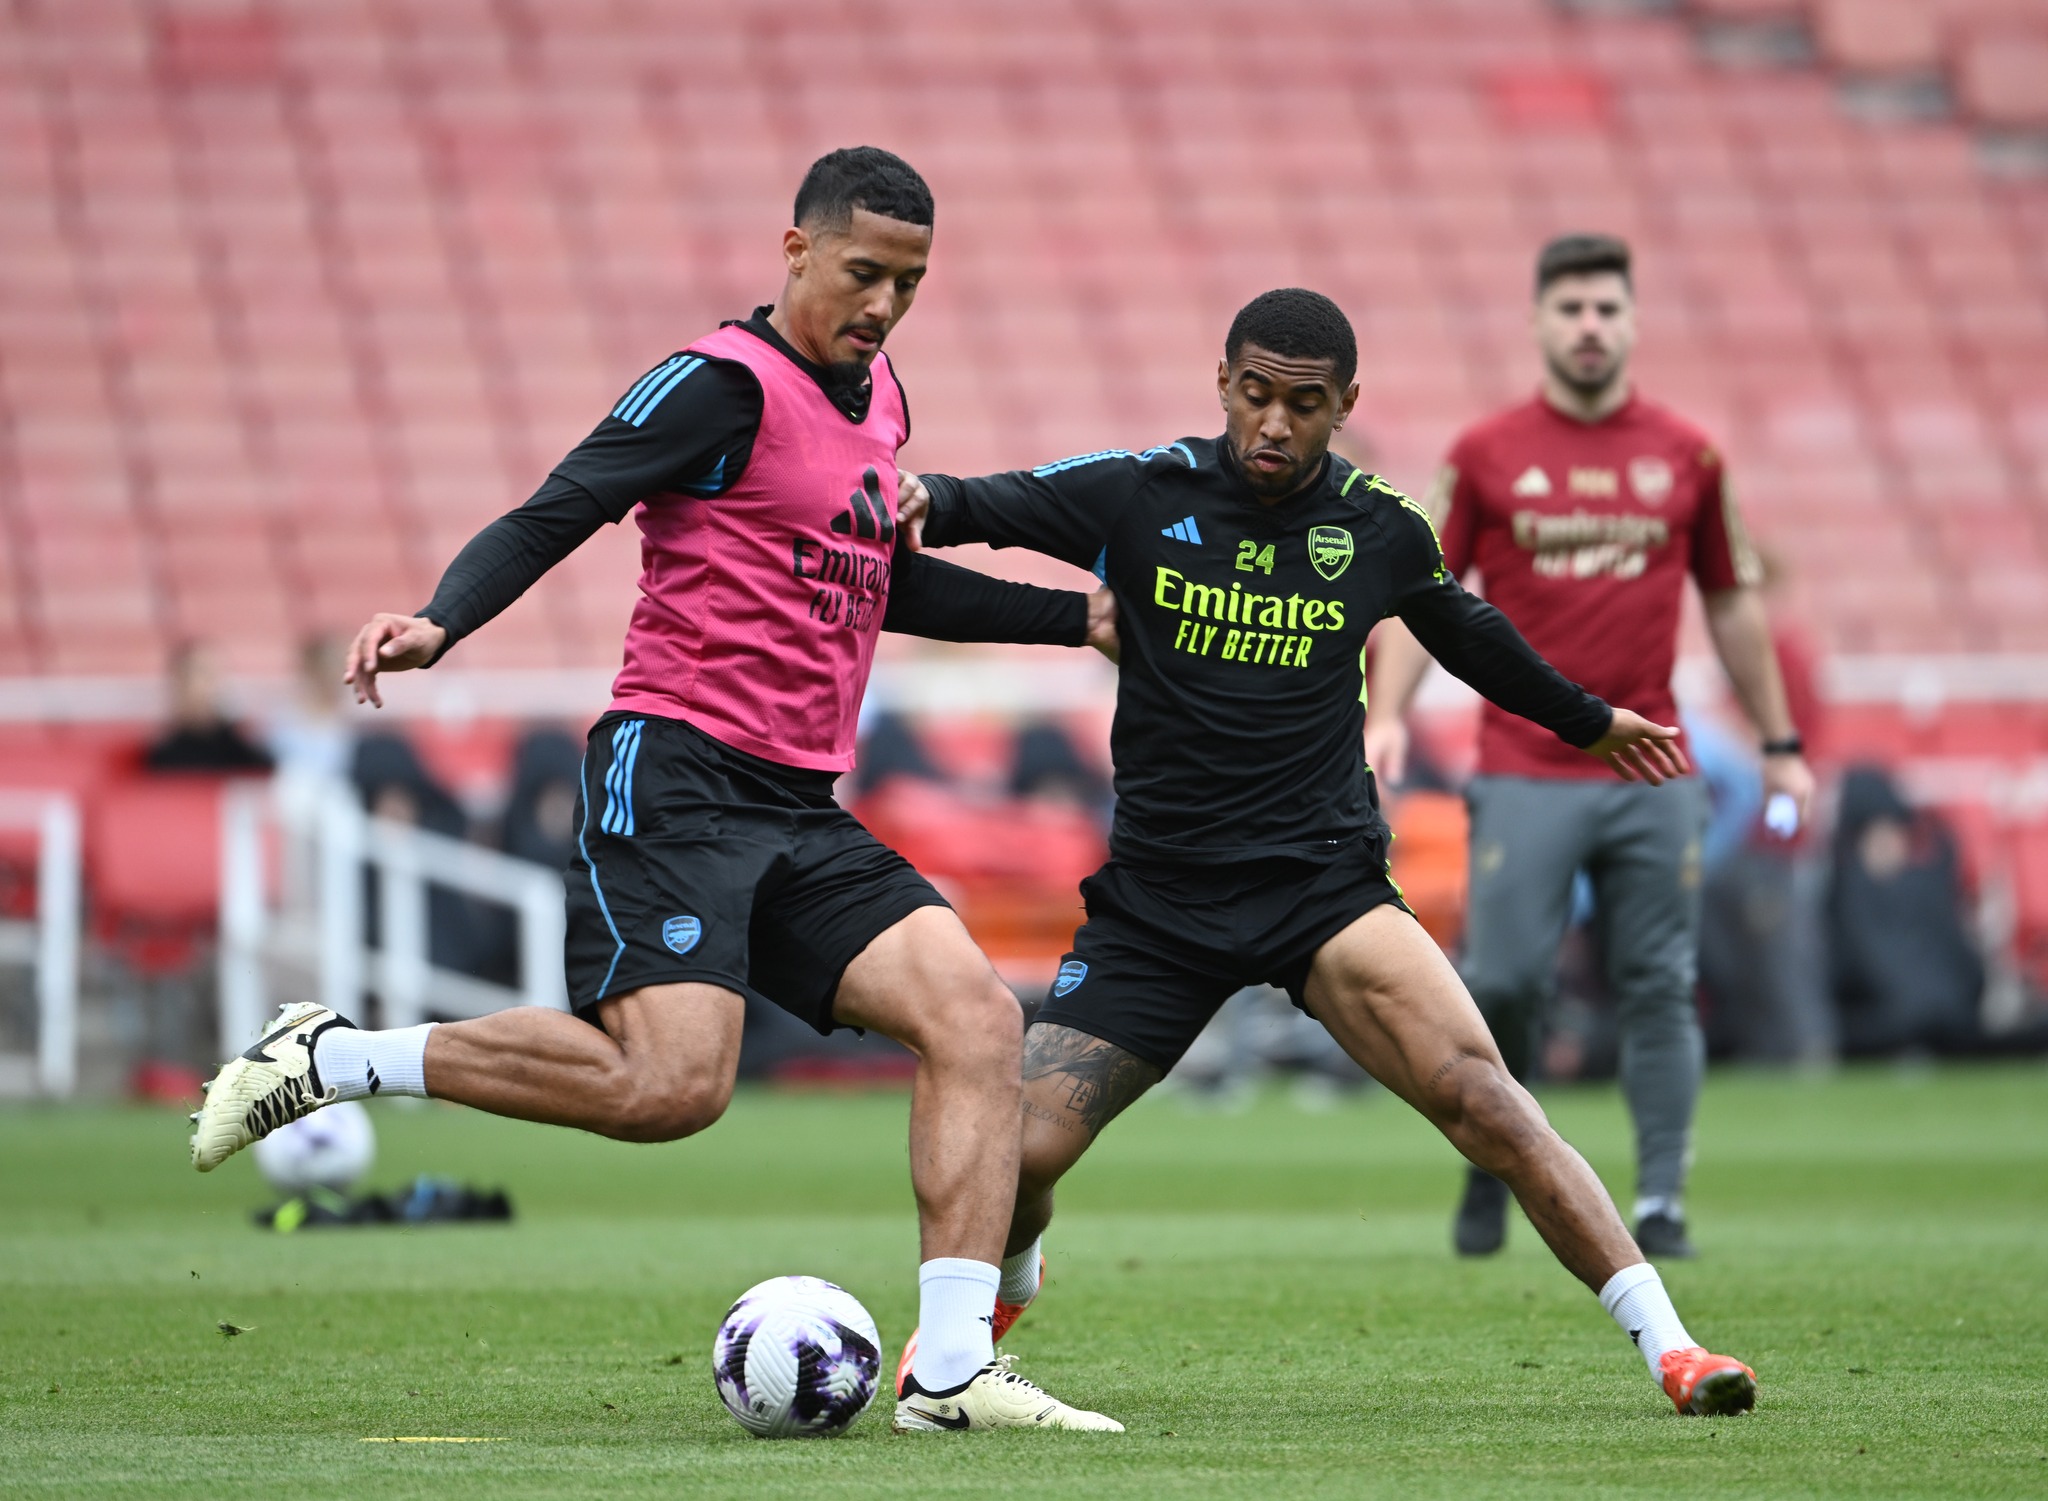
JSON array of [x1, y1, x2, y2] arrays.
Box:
[[711, 1275, 883, 1437]]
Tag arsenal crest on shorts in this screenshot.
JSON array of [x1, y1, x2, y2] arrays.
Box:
[[1308, 525, 1353, 581], [663, 915, 702, 955]]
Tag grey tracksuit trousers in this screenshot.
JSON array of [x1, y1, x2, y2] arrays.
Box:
[[1461, 774, 1709, 1208]]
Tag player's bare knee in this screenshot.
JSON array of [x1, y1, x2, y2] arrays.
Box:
[[909, 971, 1023, 1074], [1438, 1062, 1545, 1165], [608, 1071, 732, 1143]]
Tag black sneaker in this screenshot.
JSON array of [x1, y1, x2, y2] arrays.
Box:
[[1453, 1168, 1510, 1256], [1634, 1210, 1697, 1260]]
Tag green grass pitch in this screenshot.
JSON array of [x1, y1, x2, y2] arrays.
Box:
[[3, 1066, 2045, 1499]]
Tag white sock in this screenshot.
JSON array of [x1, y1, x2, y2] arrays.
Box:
[[1599, 1262, 1696, 1375], [1633, 1195, 1681, 1223], [999, 1237, 1044, 1305], [315, 1024, 436, 1102], [914, 1258, 999, 1393]]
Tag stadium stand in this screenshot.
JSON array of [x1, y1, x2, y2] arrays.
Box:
[[3, 0, 2048, 1014], [0, 0, 2042, 677]]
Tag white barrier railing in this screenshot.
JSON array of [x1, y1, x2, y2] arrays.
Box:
[[0, 792, 82, 1096], [218, 777, 568, 1048]]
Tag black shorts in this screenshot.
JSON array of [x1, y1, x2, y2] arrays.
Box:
[[564, 712, 947, 1033], [1032, 830, 1410, 1072]]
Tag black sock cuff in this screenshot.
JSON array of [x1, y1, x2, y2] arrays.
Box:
[[902, 1366, 982, 1401]]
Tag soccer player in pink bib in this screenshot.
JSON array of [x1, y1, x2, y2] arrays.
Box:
[[189, 148, 1124, 1434]]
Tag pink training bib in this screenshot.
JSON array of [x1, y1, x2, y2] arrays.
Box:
[[607, 324, 908, 771]]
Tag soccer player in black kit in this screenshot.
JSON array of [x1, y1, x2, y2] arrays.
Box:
[[893, 290, 1759, 1418]]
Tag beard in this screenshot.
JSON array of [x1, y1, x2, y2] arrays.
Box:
[[824, 357, 873, 385], [1547, 348, 1621, 398]]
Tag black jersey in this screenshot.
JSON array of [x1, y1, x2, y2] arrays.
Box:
[[922, 438, 1611, 865]]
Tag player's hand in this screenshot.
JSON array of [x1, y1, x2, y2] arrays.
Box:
[[1763, 749, 1816, 830], [1085, 586, 1120, 663], [896, 469, 930, 551], [1584, 707, 1690, 785], [344, 612, 447, 708], [1363, 715, 1409, 786]]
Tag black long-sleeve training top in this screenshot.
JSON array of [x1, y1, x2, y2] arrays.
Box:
[[418, 308, 1088, 659], [921, 439, 1612, 865]]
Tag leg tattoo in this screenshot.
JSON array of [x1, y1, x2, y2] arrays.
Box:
[[1021, 1024, 1163, 1138]]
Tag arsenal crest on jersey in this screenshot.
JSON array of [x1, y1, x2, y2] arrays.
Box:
[[1629, 457, 1674, 505], [1308, 525, 1354, 581]]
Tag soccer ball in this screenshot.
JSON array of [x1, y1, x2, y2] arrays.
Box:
[[711, 1275, 883, 1437], [251, 1100, 376, 1194]]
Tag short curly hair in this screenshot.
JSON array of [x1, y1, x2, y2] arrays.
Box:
[[793, 147, 934, 233], [1224, 288, 1357, 388]]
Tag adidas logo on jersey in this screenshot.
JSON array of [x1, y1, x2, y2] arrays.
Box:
[[1511, 466, 1552, 498], [1161, 516, 1203, 544], [831, 467, 896, 543]]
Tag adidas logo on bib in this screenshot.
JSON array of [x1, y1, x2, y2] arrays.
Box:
[[830, 467, 896, 542]]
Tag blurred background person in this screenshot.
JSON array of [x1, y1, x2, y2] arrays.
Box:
[[1828, 764, 1986, 1058], [1009, 717, 1112, 826], [498, 727, 583, 873], [1364, 234, 1814, 1262], [142, 641, 273, 775], [263, 636, 354, 786], [351, 731, 496, 986], [847, 708, 946, 800]]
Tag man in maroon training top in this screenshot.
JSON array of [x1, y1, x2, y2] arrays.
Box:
[[1366, 234, 1815, 1261]]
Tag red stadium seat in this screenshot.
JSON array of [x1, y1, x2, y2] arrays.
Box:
[[1813, 0, 1943, 74], [1952, 25, 2048, 128], [85, 774, 241, 973]]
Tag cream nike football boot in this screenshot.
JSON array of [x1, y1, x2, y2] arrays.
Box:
[[190, 1002, 356, 1171], [893, 1354, 1124, 1433]]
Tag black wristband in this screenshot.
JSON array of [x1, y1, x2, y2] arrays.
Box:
[[1761, 735, 1804, 756]]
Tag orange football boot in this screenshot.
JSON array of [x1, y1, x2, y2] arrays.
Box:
[[1659, 1347, 1758, 1415], [894, 1255, 1045, 1397]]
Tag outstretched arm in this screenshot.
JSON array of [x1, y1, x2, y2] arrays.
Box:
[[1401, 581, 1687, 784], [1385, 496, 1687, 784], [345, 354, 760, 707], [885, 546, 1118, 657], [346, 476, 606, 706], [898, 448, 1174, 569]]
